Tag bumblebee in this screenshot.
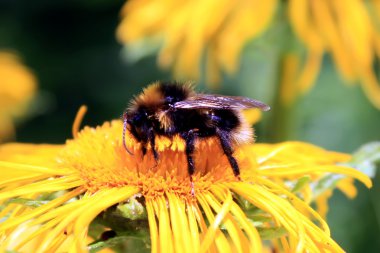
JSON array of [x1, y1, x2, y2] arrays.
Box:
[[123, 82, 270, 182]]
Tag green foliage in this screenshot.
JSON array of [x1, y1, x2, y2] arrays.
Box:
[[5, 198, 49, 208]]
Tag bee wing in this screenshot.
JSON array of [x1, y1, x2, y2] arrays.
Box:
[[174, 94, 270, 111]]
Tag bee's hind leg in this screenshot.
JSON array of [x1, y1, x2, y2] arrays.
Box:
[[216, 128, 241, 180], [181, 130, 196, 195]]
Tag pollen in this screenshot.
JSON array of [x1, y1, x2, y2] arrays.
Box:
[[57, 120, 255, 199]]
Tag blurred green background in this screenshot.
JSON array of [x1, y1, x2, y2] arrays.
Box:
[[0, 1, 379, 252]]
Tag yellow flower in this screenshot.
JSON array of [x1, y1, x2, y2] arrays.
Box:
[[287, 0, 380, 108], [242, 108, 262, 126], [117, 1, 380, 108], [116, 0, 277, 86], [0, 51, 37, 141], [0, 118, 371, 252]]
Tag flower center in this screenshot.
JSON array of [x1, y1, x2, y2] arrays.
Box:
[[57, 121, 257, 198]]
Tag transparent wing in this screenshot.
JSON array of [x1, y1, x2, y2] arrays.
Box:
[[174, 94, 270, 111]]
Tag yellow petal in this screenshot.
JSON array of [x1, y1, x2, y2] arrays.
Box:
[[297, 51, 323, 94], [166, 192, 193, 253]]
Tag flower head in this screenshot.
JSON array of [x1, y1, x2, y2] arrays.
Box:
[[288, 0, 380, 108], [117, 1, 380, 108], [0, 51, 37, 141], [116, 0, 277, 85], [0, 118, 371, 252]]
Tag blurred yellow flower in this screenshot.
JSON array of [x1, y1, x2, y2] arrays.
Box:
[[288, 0, 380, 108], [242, 108, 262, 126], [117, 0, 277, 86], [118, 1, 380, 108], [0, 52, 37, 142], [0, 117, 371, 252]]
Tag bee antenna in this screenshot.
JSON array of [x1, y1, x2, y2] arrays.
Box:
[[123, 113, 134, 155]]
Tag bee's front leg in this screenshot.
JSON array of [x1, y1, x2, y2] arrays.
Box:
[[141, 141, 147, 156], [148, 127, 159, 162]]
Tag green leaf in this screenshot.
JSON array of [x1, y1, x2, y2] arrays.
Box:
[[88, 234, 148, 253], [291, 176, 311, 193], [346, 142, 380, 178], [92, 194, 149, 235], [6, 198, 49, 208], [116, 194, 147, 220], [257, 227, 288, 240], [234, 194, 256, 211], [247, 214, 273, 226], [310, 174, 343, 198], [310, 142, 380, 199]]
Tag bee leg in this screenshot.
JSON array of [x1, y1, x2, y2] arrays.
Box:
[[181, 130, 196, 195], [141, 142, 147, 156], [148, 127, 159, 163], [216, 129, 241, 180]]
